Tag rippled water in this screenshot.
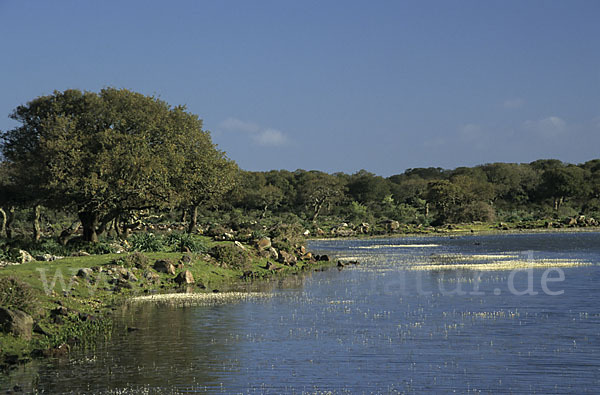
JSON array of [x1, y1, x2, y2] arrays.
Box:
[[3, 232, 600, 393]]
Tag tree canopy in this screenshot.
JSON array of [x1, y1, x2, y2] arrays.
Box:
[[1, 88, 236, 241]]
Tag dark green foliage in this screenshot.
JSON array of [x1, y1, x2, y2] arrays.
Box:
[[209, 244, 251, 270], [269, 223, 305, 252], [128, 233, 165, 252], [0, 277, 36, 314], [163, 232, 208, 253]]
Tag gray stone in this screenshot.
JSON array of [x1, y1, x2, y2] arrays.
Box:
[[0, 308, 34, 340], [153, 260, 175, 275], [76, 268, 94, 279], [278, 250, 297, 266], [174, 270, 195, 285], [234, 241, 246, 250], [18, 250, 34, 264]]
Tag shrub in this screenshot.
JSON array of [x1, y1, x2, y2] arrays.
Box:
[[210, 244, 251, 270], [128, 233, 164, 252], [0, 277, 36, 314], [269, 223, 305, 252], [163, 232, 208, 253], [115, 252, 150, 269]]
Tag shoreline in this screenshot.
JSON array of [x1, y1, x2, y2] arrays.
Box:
[[308, 225, 600, 242], [0, 242, 335, 371]]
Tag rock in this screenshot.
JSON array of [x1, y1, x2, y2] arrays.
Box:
[[174, 270, 195, 285], [303, 252, 313, 261], [18, 250, 34, 264], [265, 261, 276, 270], [337, 261, 345, 268], [298, 245, 307, 255], [303, 230, 311, 236], [124, 270, 138, 282], [180, 254, 193, 264], [153, 260, 176, 275], [278, 250, 297, 266], [234, 241, 246, 250], [35, 254, 64, 262], [316, 228, 325, 236], [0, 308, 34, 340], [566, 217, 578, 226], [358, 223, 371, 234], [51, 306, 69, 317], [317, 254, 330, 262], [143, 271, 160, 283], [256, 237, 272, 250], [76, 268, 94, 279], [268, 247, 279, 260], [71, 251, 91, 257]]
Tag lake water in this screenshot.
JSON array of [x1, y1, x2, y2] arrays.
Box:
[[2, 232, 600, 393]]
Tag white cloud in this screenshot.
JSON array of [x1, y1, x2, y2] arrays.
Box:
[[523, 116, 567, 137], [253, 128, 288, 146], [503, 98, 525, 109], [218, 117, 260, 133], [218, 118, 289, 146]]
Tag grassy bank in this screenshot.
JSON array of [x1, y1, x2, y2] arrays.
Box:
[[0, 237, 334, 370]]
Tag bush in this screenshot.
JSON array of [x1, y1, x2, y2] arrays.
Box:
[[118, 252, 150, 269], [269, 223, 304, 252], [210, 244, 251, 270], [0, 277, 36, 314], [128, 233, 165, 252], [163, 232, 208, 253]]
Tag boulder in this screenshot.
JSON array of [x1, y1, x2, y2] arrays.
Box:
[[153, 260, 176, 275], [174, 270, 195, 285], [268, 247, 279, 260], [278, 250, 297, 266], [234, 241, 246, 250], [76, 268, 94, 279], [256, 237, 272, 250], [180, 254, 193, 264], [35, 254, 64, 262], [0, 308, 34, 340], [18, 250, 34, 264], [143, 271, 160, 283]]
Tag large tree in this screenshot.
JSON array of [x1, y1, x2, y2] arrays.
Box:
[[1, 88, 219, 242]]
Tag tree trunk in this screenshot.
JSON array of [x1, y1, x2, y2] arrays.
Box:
[[78, 211, 99, 243], [0, 208, 6, 237], [187, 205, 199, 233], [58, 221, 81, 246], [97, 211, 119, 236], [5, 206, 15, 239], [32, 205, 42, 242], [312, 202, 323, 222]]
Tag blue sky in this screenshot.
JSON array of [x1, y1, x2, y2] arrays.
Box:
[[1, 0, 599, 176]]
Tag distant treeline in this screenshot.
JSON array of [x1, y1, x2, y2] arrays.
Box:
[[223, 159, 600, 227]]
